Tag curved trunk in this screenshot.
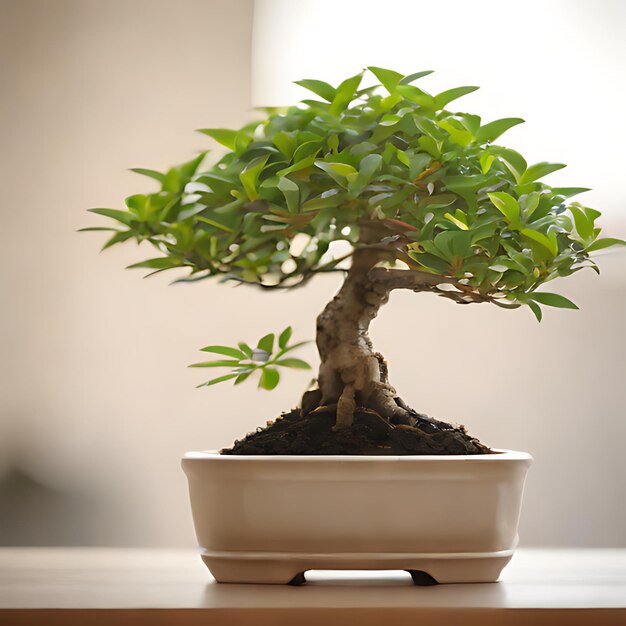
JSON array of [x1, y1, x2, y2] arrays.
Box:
[[305, 248, 411, 429]]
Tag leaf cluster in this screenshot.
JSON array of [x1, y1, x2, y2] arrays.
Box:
[[84, 67, 625, 318], [189, 326, 310, 389]]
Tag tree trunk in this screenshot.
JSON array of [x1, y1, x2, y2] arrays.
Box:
[[299, 237, 491, 431], [304, 247, 412, 429], [222, 246, 494, 454]]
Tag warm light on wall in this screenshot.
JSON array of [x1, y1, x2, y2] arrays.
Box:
[[252, 0, 626, 230]]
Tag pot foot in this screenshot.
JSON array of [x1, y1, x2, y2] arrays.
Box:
[[202, 554, 303, 584], [406, 569, 438, 586], [287, 571, 307, 586]]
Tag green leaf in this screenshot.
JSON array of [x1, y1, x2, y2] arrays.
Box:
[[368, 66, 404, 92], [584, 207, 601, 222], [458, 113, 481, 135], [292, 140, 324, 163], [319, 161, 358, 176], [398, 70, 434, 85], [569, 206, 593, 240], [276, 154, 318, 177], [257, 333, 275, 354], [476, 118, 525, 143], [480, 152, 495, 174], [444, 212, 469, 230], [200, 345, 245, 359], [279, 340, 309, 355], [275, 358, 311, 369], [273, 131, 297, 159], [179, 152, 207, 179], [417, 135, 441, 158], [101, 230, 135, 250], [189, 359, 241, 368], [527, 301, 543, 322], [530, 292, 578, 309], [196, 216, 235, 233], [197, 173, 236, 195], [586, 237, 626, 252], [234, 370, 253, 385], [301, 193, 343, 211], [396, 84, 436, 108], [239, 155, 270, 200], [126, 257, 182, 270], [198, 373, 238, 387], [408, 251, 449, 273], [388, 145, 410, 168], [87, 208, 134, 226], [198, 128, 248, 151], [124, 194, 148, 211], [434, 86, 479, 109], [129, 168, 165, 183], [438, 119, 474, 147], [350, 154, 383, 196], [412, 116, 443, 140], [521, 228, 558, 256], [238, 342, 254, 358], [294, 79, 336, 102], [259, 366, 280, 390], [378, 113, 401, 126], [488, 146, 527, 180], [329, 72, 363, 115], [78, 226, 119, 232], [418, 193, 457, 209], [551, 187, 590, 199], [433, 230, 472, 261], [327, 134, 339, 153], [520, 192, 540, 218], [277, 176, 300, 213], [519, 162, 566, 185], [162, 168, 182, 194], [314, 161, 358, 187], [487, 192, 521, 224], [278, 326, 293, 349]]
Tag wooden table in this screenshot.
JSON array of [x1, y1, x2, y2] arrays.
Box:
[[0, 548, 624, 625]]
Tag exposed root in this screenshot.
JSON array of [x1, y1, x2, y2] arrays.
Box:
[[308, 403, 337, 416], [297, 373, 490, 455], [302, 368, 416, 429], [334, 384, 356, 430], [301, 388, 323, 416], [222, 406, 492, 456], [395, 424, 426, 434], [367, 383, 413, 425]]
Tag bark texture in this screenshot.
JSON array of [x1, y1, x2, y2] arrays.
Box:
[[299, 239, 492, 443], [302, 243, 446, 429], [312, 247, 406, 429]]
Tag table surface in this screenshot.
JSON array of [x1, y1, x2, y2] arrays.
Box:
[[1, 548, 625, 625]]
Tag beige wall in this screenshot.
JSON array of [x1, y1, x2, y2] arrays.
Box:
[[1, 0, 625, 547]]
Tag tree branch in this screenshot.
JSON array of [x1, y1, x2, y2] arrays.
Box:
[[368, 267, 491, 304]]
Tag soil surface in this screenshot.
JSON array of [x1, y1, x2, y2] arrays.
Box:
[[221, 406, 492, 455]]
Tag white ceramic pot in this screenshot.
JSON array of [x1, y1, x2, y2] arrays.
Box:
[[182, 449, 532, 584]]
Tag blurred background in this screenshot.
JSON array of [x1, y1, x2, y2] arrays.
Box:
[[0, 0, 624, 547]]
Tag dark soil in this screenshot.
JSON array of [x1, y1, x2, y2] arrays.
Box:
[[221, 406, 492, 455]]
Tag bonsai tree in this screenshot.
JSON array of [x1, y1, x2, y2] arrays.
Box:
[[84, 67, 624, 453]]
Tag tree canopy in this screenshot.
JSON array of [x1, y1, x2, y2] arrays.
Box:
[[84, 66, 624, 322]]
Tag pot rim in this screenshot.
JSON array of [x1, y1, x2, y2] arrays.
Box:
[[183, 448, 532, 462]]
